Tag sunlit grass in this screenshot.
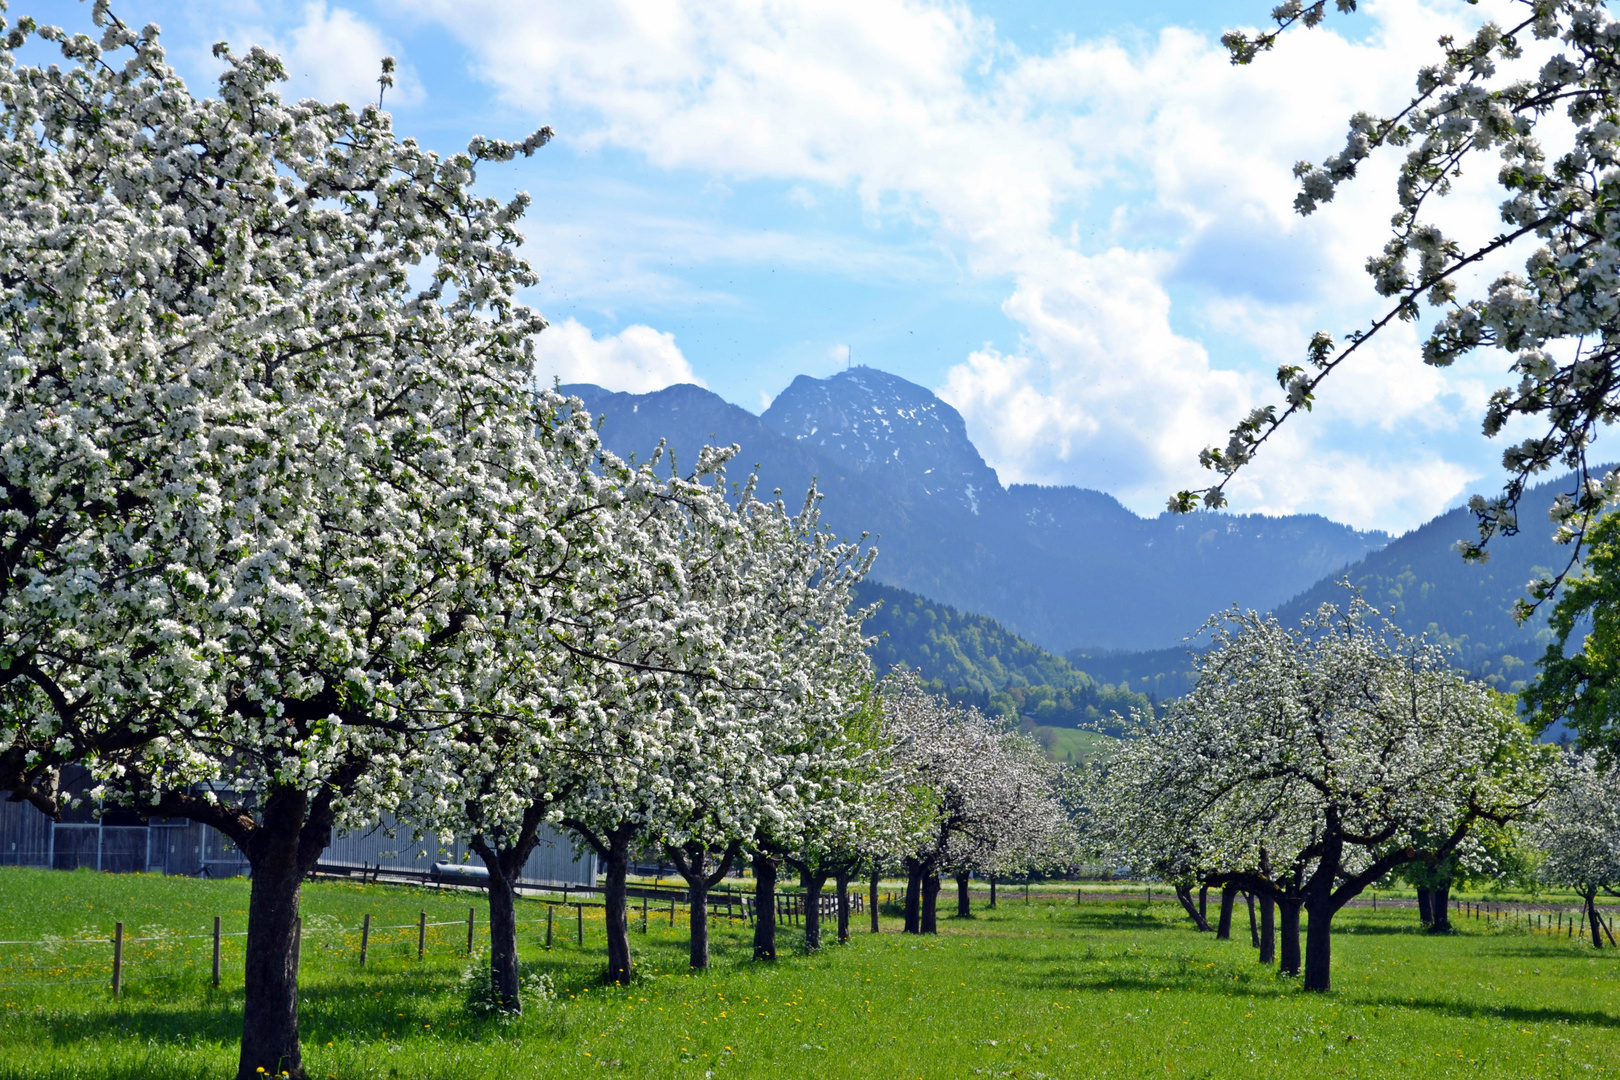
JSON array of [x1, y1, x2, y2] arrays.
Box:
[[1, 867, 1618, 1078]]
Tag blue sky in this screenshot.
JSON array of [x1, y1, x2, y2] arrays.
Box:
[[30, 0, 1542, 532]]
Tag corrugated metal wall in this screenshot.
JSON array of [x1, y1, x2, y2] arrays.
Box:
[[0, 796, 593, 885], [323, 817, 595, 886]]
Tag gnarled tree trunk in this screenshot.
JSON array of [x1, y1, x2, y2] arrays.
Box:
[[601, 844, 632, 983], [835, 870, 851, 943], [1588, 893, 1605, 949], [903, 858, 923, 934], [1303, 898, 1335, 992], [1176, 885, 1211, 932], [470, 801, 556, 1009], [921, 872, 941, 933], [234, 785, 333, 1080], [1277, 898, 1301, 976], [753, 852, 778, 961], [667, 842, 740, 969], [869, 866, 880, 933], [1245, 891, 1259, 949], [989, 875, 997, 908], [1216, 885, 1237, 940], [1428, 881, 1452, 934], [956, 871, 971, 917], [565, 820, 637, 985], [1259, 894, 1275, 963], [802, 871, 828, 951], [481, 859, 521, 1008], [1416, 886, 1433, 926]]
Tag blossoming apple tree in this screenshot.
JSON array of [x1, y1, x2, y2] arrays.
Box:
[[1093, 593, 1552, 991], [1530, 751, 1620, 948], [878, 676, 1070, 934], [1178, 0, 1620, 600], [0, 7, 571, 1076]]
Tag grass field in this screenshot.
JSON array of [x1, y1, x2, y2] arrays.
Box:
[[1, 868, 1618, 1079], [1031, 727, 1115, 765]]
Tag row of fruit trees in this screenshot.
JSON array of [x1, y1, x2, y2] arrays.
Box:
[[6, 7, 1620, 1080], [0, 12, 1074, 1079]]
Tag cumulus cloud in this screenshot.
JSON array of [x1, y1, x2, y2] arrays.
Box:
[[264, 3, 424, 108], [532, 319, 704, 395], [408, 0, 1534, 530]]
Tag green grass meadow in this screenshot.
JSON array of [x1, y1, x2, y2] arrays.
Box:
[[1, 868, 1618, 1079]]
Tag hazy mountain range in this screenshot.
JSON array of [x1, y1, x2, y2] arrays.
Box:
[[565, 368, 1388, 653]]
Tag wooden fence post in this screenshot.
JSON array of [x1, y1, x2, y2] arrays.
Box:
[[112, 921, 123, 998], [576, 904, 583, 945], [212, 916, 221, 987], [417, 911, 426, 961], [642, 895, 649, 934], [360, 913, 371, 967], [669, 896, 676, 926], [546, 905, 553, 949], [467, 907, 475, 955]]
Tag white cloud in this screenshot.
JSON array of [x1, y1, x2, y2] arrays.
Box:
[[409, 0, 1539, 530], [531, 318, 704, 395], [258, 3, 424, 108]]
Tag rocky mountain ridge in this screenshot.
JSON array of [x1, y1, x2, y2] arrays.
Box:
[[564, 367, 1388, 652]]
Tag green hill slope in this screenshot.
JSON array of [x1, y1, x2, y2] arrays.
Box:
[[856, 581, 1149, 732]]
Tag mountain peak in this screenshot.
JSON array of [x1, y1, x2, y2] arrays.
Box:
[[762, 367, 1003, 515]]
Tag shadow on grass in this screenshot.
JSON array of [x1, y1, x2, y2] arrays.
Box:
[[18, 960, 602, 1055], [1359, 993, 1620, 1030]]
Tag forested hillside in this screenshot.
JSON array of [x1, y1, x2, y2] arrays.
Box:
[[1064, 645, 1204, 702], [1270, 472, 1588, 693], [858, 581, 1149, 729], [1061, 472, 1595, 700]]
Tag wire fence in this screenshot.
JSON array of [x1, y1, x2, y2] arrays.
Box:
[[0, 896, 754, 996]]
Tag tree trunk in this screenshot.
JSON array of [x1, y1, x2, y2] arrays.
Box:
[[753, 852, 778, 961], [236, 786, 329, 1080], [903, 860, 923, 935], [1216, 885, 1237, 940], [565, 820, 635, 986], [1277, 898, 1301, 976], [470, 823, 549, 1012], [989, 875, 997, 908], [956, 871, 971, 917], [835, 871, 851, 944], [1175, 885, 1211, 931], [484, 870, 521, 1008], [1416, 886, 1433, 926], [802, 872, 828, 952], [1428, 881, 1452, 934], [1303, 899, 1334, 992], [1259, 894, 1275, 964], [602, 844, 632, 984], [689, 872, 712, 968], [1198, 884, 1209, 925], [1245, 891, 1258, 949], [869, 866, 880, 933], [921, 872, 941, 934], [1588, 893, 1605, 949], [666, 843, 738, 970]]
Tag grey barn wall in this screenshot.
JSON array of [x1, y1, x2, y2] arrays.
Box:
[[0, 796, 594, 886], [322, 817, 595, 886]]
